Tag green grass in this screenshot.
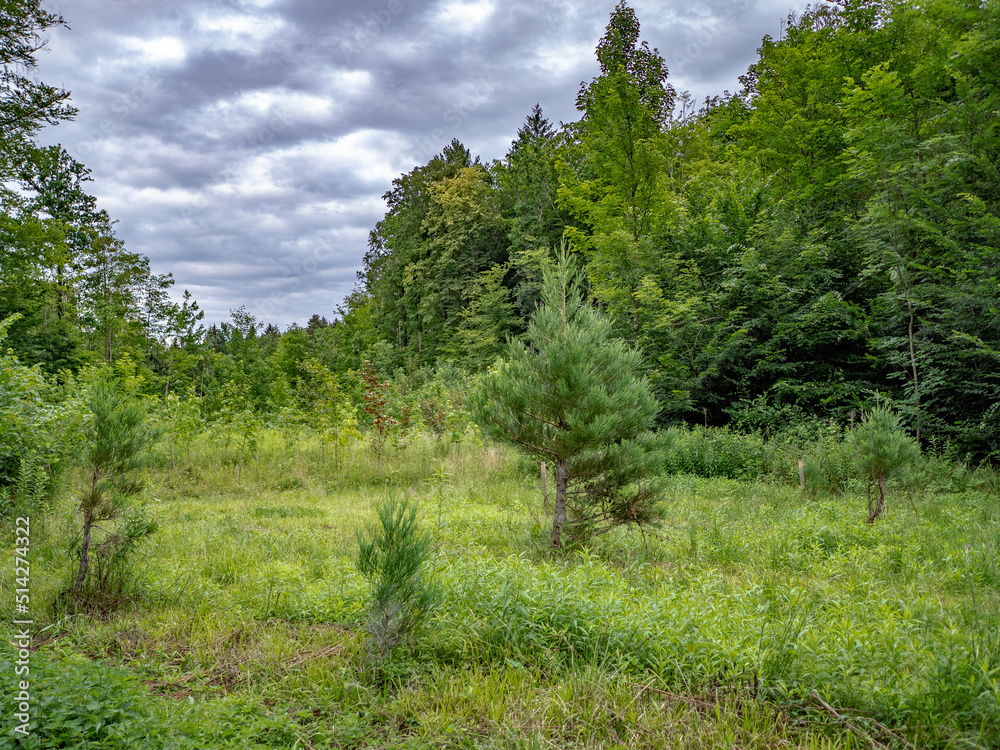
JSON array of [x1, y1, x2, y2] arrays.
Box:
[[2, 428, 998, 748]]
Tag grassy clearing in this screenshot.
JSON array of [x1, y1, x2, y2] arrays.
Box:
[[2, 430, 998, 749]]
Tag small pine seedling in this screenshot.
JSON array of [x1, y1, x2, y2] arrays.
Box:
[[356, 498, 436, 665]]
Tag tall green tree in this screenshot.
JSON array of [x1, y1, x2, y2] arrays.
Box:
[[447, 261, 521, 370], [1, 5, 81, 371], [501, 105, 568, 318], [363, 140, 485, 365], [0, 1, 75, 175], [559, 1, 675, 340]]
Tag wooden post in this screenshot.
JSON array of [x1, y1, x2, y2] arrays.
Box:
[[541, 461, 549, 512], [798, 459, 805, 490]]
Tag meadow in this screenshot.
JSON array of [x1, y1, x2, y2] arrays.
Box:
[[2, 428, 999, 749]]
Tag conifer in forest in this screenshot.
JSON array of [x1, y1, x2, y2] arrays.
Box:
[[469, 249, 662, 547]]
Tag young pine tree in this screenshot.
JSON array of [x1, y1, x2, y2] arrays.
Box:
[[469, 249, 662, 547], [853, 404, 921, 523], [68, 378, 158, 609], [356, 498, 435, 664]]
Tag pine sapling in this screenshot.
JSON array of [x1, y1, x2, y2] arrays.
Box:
[[468, 247, 663, 547], [853, 405, 921, 523], [67, 378, 158, 611], [356, 498, 435, 664]]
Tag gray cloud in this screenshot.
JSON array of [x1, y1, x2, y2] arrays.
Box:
[[37, 0, 795, 329]]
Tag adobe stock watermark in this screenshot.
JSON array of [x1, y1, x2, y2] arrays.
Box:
[[412, 75, 499, 163], [253, 239, 340, 320], [244, 108, 290, 152], [339, 0, 412, 64], [74, 65, 163, 161], [178, 109, 291, 224], [669, 0, 753, 77], [10, 517, 32, 738]]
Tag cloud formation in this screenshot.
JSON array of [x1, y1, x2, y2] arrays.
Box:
[[37, 0, 793, 328]]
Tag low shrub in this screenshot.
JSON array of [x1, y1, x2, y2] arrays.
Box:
[[654, 426, 766, 480]]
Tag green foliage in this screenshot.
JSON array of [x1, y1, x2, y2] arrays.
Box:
[[0, 649, 164, 749], [213, 376, 263, 484], [156, 387, 204, 475], [448, 260, 522, 369], [470, 249, 662, 546], [716, 0, 1000, 454], [360, 141, 509, 367], [412, 371, 470, 445], [654, 426, 766, 481], [356, 497, 436, 665], [561, 1, 676, 341], [0, 314, 83, 520], [297, 358, 360, 468], [853, 404, 921, 522], [361, 360, 397, 472], [0, 644, 313, 749], [5, 0, 1000, 467]]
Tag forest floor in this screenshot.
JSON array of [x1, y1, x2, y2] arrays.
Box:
[[3, 433, 999, 749]]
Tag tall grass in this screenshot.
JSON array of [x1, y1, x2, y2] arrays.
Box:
[[1, 425, 997, 748]]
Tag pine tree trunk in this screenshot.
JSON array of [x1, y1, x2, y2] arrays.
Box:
[[73, 508, 94, 594], [552, 459, 567, 548], [867, 473, 887, 523]]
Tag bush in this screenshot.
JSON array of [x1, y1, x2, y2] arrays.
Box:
[[654, 426, 766, 480], [0, 314, 82, 521]]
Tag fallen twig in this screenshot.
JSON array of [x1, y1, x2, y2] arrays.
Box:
[[809, 692, 886, 749], [623, 677, 656, 713], [621, 680, 716, 710], [286, 643, 344, 669]]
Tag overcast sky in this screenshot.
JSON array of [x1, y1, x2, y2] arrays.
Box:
[[36, 0, 797, 330]]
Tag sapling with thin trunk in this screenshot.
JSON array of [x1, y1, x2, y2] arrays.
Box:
[[68, 378, 158, 609], [853, 404, 920, 523], [469, 247, 662, 547], [362, 361, 397, 474]]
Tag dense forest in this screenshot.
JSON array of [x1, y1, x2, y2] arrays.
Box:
[[4, 0, 999, 464], [354, 0, 1000, 458]]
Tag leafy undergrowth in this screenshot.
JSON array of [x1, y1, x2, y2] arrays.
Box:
[[2, 433, 997, 749]]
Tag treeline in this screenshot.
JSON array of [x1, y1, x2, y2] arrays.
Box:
[[3, 0, 999, 461], [0, 5, 204, 376], [350, 0, 1000, 458]]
